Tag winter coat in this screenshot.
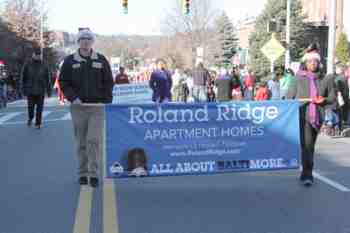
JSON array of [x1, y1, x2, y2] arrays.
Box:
[[255, 87, 270, 101], [192, 67, 210, 86], [21, 60, 51, 96], [215, 75, 232, 102], [149, 69, 172, 103], [287, 71, 336, 129], [59, 50, 114, 103]]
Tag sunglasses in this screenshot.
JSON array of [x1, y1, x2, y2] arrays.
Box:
[[78, 27, 90, 31], [79, 37, 92, 41]]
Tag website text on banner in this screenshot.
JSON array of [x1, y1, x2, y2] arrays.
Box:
[[112, 84, 153, 104], [105, 101, 301, 178]]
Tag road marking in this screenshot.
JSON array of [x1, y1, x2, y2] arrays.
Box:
[[73, 186, 93, 233], [104, 179, 119, 233], [0, 111, 71, 126], [313, 171, 350, 192], [61, 112, 71, 120], [0, 112, 22, 124], [102, 116, 120, 233], [42, 111, 52, 119]]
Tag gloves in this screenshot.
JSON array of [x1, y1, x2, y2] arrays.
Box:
[[72, 98, 81, 104], [312, 96, 325, 105]]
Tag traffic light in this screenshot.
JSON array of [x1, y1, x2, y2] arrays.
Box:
[[122, 0, 128, 14], [183, 0, 190, 15]]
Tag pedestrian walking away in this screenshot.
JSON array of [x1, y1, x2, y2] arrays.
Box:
[[192, 62, 210, 102], [59, 28, 114, 188], [215, 68, 233, 102], [21, 47, 52, 129]]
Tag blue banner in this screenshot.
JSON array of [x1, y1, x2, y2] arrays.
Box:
[[112, 84, 153, 104], [105, 101, 301, 178]]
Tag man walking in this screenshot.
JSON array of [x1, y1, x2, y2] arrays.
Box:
[[21, 48, 51, 129], [59, 28, 114, 187]]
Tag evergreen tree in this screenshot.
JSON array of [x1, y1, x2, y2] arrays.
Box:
[[215, 12, 238, 68], [336, 33, 350, 66], [248, 0, 307, 80]]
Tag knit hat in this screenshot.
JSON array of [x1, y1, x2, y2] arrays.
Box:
[[77, 28, 95, 42], [302, 43, 321, 62]]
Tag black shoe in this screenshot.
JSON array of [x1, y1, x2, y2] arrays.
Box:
[[27, 119, 32, 127], [35, 124, 41, 129], [90, 177, 99, 188], [79, 176, 88, 185]]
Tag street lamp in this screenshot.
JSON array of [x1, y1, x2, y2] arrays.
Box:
[[40, 10, 43, 60], [327, 0, 337, 74], [40, 0, 47, 60]]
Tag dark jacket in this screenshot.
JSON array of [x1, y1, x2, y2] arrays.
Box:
[[192, 67, 210, 86], [334, 74, 349, 105], [149, 69, 172, 102], [21, 60, 51, 96], [59, 50, 114, 103], [215, 75, 233, 102], [287, 71, 336, 126]]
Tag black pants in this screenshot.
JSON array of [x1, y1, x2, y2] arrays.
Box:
[[300, 119, 318, 177], [27, 95, 44, 125]]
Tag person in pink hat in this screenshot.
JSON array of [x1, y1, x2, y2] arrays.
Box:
[[287, 43, 336, 187]]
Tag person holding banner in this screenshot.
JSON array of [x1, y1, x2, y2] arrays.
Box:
[[149, 59, 172, 103], [59, 28, 114, 187], [287, 44, 335, 187]]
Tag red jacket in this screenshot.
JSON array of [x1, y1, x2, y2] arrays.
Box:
[[255, 87, 269, 101]]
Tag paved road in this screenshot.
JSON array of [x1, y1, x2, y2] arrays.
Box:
[[0, 98, 349, 233]]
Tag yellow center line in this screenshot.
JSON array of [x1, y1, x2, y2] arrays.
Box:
[[73, 186, 93, 233], [102, 117, 120, 233], [104, 179, 119, 233]]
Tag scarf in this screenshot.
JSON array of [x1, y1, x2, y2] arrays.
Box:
[[297, 70, 320, 129]]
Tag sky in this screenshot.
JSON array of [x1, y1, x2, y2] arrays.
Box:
[[0, 0, 349, 36], [46, 0, 267, 35]]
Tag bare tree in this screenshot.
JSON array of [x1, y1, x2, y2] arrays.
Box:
[[1, 0, 56, 70], [161, 0, 221, 68]]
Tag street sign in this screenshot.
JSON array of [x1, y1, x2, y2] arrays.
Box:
[[260, 34, 285, 62]]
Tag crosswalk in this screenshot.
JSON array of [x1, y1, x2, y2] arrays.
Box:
[[0, 110, 71, 125]]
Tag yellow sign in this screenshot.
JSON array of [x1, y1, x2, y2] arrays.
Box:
[[261, 34, 285, 62]]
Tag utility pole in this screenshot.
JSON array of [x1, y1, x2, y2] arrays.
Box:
[[285, 0, 291, 69], [327, 0, 337, 74], [40, 0, 45, 60], [40, 11, 43, 60]]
